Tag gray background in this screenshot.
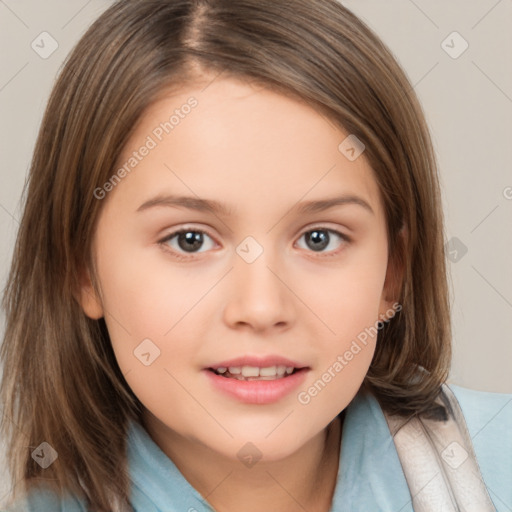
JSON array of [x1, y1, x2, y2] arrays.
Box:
[[1, 0, 511, 505]]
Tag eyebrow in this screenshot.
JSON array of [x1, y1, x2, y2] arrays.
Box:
[[136, 193, 374, 216]]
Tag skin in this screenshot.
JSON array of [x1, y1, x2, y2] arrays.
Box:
[[79, 74, 399, 512]]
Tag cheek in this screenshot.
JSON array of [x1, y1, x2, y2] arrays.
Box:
[[296, 281, 380, 415], [300, 248, 386, 398], [305, 253, 387, 340], [95, 244, 211, 374]]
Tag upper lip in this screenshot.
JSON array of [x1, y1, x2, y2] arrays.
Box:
[[205, 355, 309, 370]]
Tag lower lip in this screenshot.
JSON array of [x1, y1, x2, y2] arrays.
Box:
[[204, 368, 309, 405]]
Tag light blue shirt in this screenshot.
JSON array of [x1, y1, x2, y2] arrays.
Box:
[[5, 383, 512, 511]]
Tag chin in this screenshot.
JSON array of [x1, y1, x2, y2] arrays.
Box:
[[212, 424, 317, 461]]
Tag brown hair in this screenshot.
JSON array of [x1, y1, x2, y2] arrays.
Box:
[[0, 0, 451, 509]]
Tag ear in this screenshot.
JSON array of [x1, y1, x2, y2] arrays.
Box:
[[378, 223, 407, 320], [75, 264, 104, 320]]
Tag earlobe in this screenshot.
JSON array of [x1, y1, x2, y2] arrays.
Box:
[[379, 223, 407, 320], [378, 296, 395, 323], [378, 267, 397, 321], [76, 266, 104, 320]]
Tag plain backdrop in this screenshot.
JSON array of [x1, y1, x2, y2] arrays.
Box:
[[1, 0, 511, 505]]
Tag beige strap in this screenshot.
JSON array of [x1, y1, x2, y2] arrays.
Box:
[[383, 383, 496, 511]]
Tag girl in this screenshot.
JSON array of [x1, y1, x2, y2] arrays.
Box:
[[1, 0, 510, 511]]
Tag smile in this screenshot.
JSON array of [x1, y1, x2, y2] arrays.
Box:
[[204, 367, 310, 404], [211, 365, 298, 380]]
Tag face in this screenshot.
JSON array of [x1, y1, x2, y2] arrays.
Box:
[[80, 75, 397, 463]]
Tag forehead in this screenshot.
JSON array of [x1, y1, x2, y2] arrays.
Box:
[[110, 77, 384, 220]]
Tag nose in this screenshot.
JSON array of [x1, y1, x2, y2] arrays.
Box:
[[222, 246, 295, 333]]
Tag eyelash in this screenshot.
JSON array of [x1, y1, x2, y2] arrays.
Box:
[[157, 226, 351, 261]]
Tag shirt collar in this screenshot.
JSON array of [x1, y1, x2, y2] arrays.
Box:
[[329, 388, 413, 511], [126, 388, 412, 511]]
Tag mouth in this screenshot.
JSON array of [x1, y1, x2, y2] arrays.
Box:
[[207, 365, 306, 381], [204, 364, 310, 404]]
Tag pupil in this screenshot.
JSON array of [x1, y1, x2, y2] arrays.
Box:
[[178, 231, 203, 252], [176, 230, 330, 253], [307, 230, 329, 251]]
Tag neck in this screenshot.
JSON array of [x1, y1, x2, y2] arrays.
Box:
[[142, 411, 344, 512]]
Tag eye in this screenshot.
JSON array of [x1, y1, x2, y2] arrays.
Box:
[[158, 228, 216, 260], [158, 226, 350, 261], [295, 227, 350, 256]]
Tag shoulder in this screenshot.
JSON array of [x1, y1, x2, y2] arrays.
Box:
[[1, 485, 87, 512], [449, 382, 512, 441], [449, 382, 512, 510]]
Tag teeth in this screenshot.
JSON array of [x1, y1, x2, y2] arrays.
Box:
[[241, 366, 260, 377], [256, 366, 278, 377], [217, 365, 296, 378]]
